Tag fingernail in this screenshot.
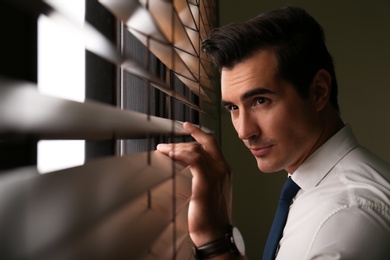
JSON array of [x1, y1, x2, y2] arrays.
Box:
[[156, 144, 168, 151]]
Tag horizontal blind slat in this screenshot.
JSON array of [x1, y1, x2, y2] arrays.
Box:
[[3, 0, 200, 108], [0, 80, 190, 139], [139, 0, 197, 56], [48, 8, 200, 108], [181, 1, 199, 31], [175, 236, 197, 260], [140, 170, 192, 259], [38, 194, 171, 260], [143, 224, 189, 260], [0, 151, 189, 258], [99, 0, 213, 101], [35, 170, 192, 259], [176, 74, 214, 102], [144, 235, 195, 260]]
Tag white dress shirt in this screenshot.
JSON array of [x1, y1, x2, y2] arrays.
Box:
[[276, 125, 390, 259]]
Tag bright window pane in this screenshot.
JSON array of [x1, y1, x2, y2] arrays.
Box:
[[37, 1, 85, 173]]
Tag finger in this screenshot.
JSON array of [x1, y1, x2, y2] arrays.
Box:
[[183, 122, 224, 161], [170, 149, 203, 166], [157, 142, 203, 165], [156, 143, 173, 157], [156, 143, 171, 154], [157, 142, 198, 153], [183, 122, 216, 147]]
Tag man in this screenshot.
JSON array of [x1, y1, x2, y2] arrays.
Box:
[[157, 6, 390, 260]]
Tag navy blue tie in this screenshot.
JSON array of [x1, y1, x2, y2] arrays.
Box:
[[263, 177, 300, 260]]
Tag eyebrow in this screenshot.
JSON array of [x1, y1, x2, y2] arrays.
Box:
[[221, 88, 276, 107]]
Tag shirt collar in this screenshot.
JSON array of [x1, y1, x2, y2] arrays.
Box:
[[291, 124, 358, 191]]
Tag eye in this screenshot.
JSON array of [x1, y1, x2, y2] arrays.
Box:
[[226, 105, 239, 111], [255, 97, 266, 105]]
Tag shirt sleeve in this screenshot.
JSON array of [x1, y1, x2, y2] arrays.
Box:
[[305, 204, 390, 260]]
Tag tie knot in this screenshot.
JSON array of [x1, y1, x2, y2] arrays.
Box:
[[280, 177, 300, 202]]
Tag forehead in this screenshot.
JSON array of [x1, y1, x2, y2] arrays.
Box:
[[221, 50, 279, 99]]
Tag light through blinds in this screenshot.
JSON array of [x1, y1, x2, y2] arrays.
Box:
[[37, 0, 86, 173]]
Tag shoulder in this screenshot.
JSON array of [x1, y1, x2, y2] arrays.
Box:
[[333, 145, 390, 203], [306, 146, 390, 259], [302, 145, 390, 259], [306, 203, 390, 259], [339, 144, 390, 178]]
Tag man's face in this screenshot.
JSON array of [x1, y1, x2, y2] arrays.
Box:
[[221, 50, 322, 173]]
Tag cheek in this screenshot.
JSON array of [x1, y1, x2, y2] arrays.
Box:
[[259, 108, 287, 133], [264, 106, 310, 145], [273, 100, 314, 129], [272, 108, 318, 155]]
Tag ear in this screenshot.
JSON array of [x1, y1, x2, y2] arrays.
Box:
[[310, 69, 332, 112]]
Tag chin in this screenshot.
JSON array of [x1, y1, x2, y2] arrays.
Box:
[[256, 159, 283, 173]]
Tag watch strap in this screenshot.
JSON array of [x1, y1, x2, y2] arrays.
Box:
[[193, 236, 232, 259], [193, 225, 242, 260]]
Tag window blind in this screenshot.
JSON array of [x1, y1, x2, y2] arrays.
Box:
[[0, 0, 218, 259]]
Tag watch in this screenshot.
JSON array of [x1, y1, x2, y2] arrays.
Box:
[[193, 225, 245, 259]]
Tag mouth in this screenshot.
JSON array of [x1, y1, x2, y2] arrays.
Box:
[[249, 145, 273, 157]]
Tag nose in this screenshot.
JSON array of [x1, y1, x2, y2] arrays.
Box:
[[235, 110, 260, 140]]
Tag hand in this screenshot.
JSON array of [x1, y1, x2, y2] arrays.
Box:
[[156, 122, 232, 246]]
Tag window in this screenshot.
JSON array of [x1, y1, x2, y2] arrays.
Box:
[[0, 0, 218, 258], [37, 0, 86, 173]]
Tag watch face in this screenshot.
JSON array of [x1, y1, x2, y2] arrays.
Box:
[[232, 227, 246, 255]]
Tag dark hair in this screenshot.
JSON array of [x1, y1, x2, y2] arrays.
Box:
[[202, 6, 339, 112]]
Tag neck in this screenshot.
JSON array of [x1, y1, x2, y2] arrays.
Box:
[[312, 115, 345, 154], [288, 109, 344, 174]]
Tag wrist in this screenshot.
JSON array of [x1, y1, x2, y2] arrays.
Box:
[[193, 225, 245, 260], [190, 224, 228, 246]]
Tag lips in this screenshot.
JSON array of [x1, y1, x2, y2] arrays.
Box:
[[249, 145, 273, 157]]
